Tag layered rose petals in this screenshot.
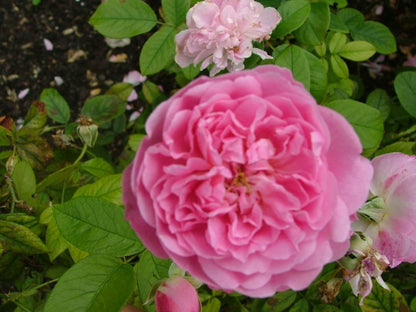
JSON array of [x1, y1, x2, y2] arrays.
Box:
[[175, 0, 281, 76], [123, 65, 373, 297]]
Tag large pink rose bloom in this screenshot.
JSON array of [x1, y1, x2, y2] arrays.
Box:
[[175, 0, 281, 76], [355, 153, 416, 268], [123, 65, 373, 297]]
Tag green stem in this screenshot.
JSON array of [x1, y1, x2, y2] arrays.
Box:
[[74, 144, 88, 165], [41, 125, 65, 134], [5, 176, 17, 213], [12, 301, 32, 312], [384, 125, 416, 145], [61, 182, 67, 204]]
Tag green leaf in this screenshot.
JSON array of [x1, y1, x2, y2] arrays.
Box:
[[37, 164, 79, 192], [0, 220, 48, 254], [329, 12, 349, 33], [73, 174, 122, 205], [337, 8, 364, 31], [274, 45, 310, 90], [40, 88, 71, 124], [134, 250, 171, 305], [67, 242, 89, 263], [89, 0, 157, 38], [54, 196, 143, 257], [140, 26, 176, 76], [361, 282, 409, 312], [394, 71, 416, 119], [338, 41, 376, 61], [23, 101, 47, 129], [106, 82, 134, 102], [81, 158, 115, 178], [11, 160, 36, 202], [313, 304, 342, 312], [289, 299, 309, 312], [366, 88, 391, 121], [272, 0, 311, 38], [327, 99, 384, 150], [329, 32, 348, 54], [304, 50, 328, 103], [162, 0, 190, 26], [263, 290, 297, 312], [44, 255, 135, 312], [142, 81, 165, 106], [182, 64, 201, 81], [294, 2, 330, 46], [330, 54, 349, 78], [128, 134, 146, 152], [375, 142, 416, 156], [351, 21, 397, 55], [203, 298, 222, 312], [81, 94, 126, 124], [40, 207, 68, 261]]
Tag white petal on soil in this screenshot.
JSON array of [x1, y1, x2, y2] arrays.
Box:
[[43, 38, 53, 51], [18, 88, 30, 99]]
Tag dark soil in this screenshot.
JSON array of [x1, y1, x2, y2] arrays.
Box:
[[0, 0, 148, 120], [1, 0, 415, 120]]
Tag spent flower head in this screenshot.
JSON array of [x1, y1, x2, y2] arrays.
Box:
[[340, 233, 390, 305]]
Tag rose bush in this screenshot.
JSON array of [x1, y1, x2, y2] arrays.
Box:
[[123, 65, 373, 297], [355, 152, 416, 268]]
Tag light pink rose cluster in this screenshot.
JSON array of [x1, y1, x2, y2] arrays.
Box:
[[123, 65, 373, 297], [175, 0, 281, 76], [355, 152, 416, 268]]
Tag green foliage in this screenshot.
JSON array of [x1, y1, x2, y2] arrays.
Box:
[[394, 71, 416, 119], [54, 196, 143, 257], [40, 88, 71, 124], [89, 0, 157, 38], [294, 2, 330, 46], [327, 99, 384, 151], [273, 0, 311, 38], [162, 0, 190, 27], [140, 26, 177, 75], [44, 255, 135, 312], [361, 283, 409, 312]]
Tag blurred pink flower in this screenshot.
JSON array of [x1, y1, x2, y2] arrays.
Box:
[[354, 152, 416, 268], [155, 276, 199, 312], [175, 0, 281, 76], [403, 55, 416, 67], [123, 65, 373, 297]]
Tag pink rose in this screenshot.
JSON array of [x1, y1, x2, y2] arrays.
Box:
[[155, 276, 200, 312], [355, 152, 416, 268], [175, 0, 281, 76], [123, 65, 373, 297]]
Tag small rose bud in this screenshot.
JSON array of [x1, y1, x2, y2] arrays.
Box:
[[155, 276, 200, 312], [77, 116, 98, 147]]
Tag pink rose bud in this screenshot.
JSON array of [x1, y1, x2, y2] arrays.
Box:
[[155, 276, 200, 312], [354, 152, 416, 268]]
